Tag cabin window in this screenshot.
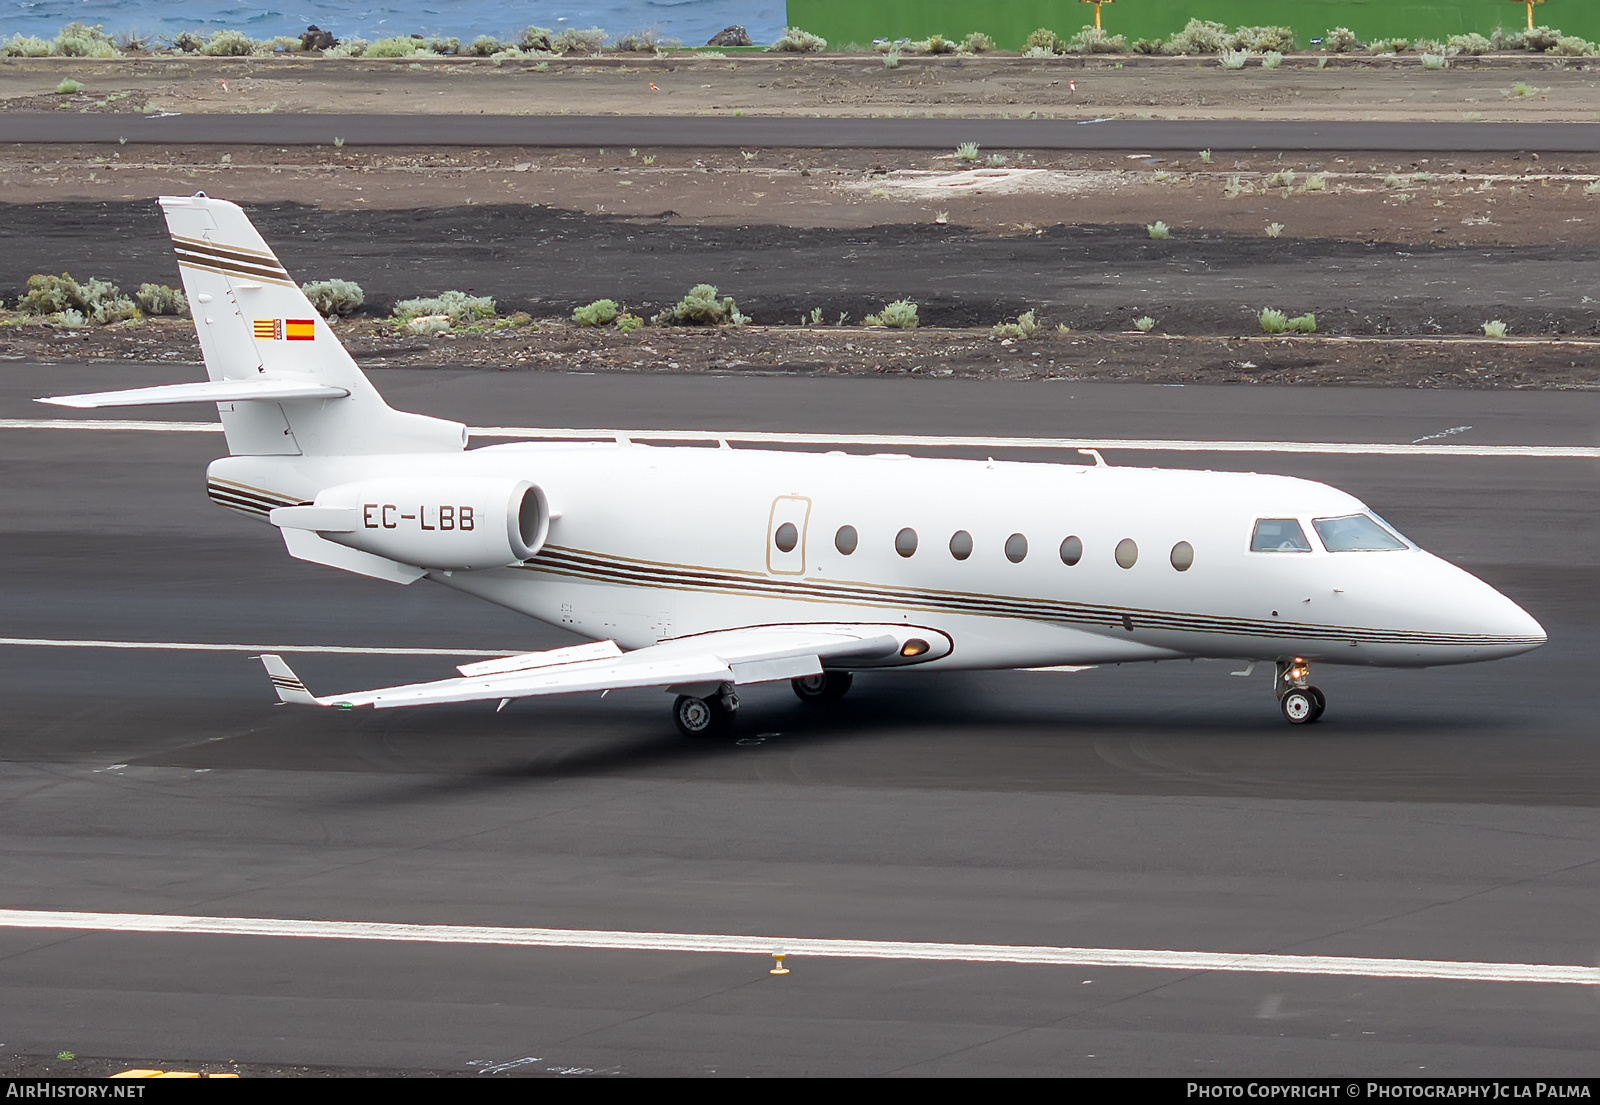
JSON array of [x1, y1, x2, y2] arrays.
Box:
[[895, 527, 918, 557], [1115, 538, 1139, 569], [774, 522, 799, 553], [1251, 518, 1312, 552], [949, 530, 973, 560], [1313, 513, 1408, 552], [1005, 533, 1028, 563], [1170, 541, 1194, 571], [1059, 535, 1083, 566], [834, 525, 857, 555]]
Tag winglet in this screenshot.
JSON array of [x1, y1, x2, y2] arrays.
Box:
[[259, 654, 320, 706]]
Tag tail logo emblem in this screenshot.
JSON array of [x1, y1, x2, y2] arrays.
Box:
[[253, 318, 315, 341]]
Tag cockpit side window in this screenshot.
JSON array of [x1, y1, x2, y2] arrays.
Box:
[[1250, 518, 1312, 552], [1313, 513, 1409, 552]]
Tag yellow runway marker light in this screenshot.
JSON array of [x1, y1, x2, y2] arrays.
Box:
[[770, 953, 790, 975]]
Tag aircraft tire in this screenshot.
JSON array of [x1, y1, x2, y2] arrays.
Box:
[[1279, 688, 1319, 725], [673, 694, 735, 738], [1307, 686, 1326, 722], [791, 671, 853, 703]]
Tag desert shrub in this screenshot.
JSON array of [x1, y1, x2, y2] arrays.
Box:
[[1024, 27, 1062, 54], [1259, 307, 1289, 333], [1483, 320, 1508, 338], [614, 29, 663, 52], [168, 31, 204, 52], [1147, 220, 1171, 239], [572, 298, 619, 326], [1132, 38, 1164, 54], [652, 284, 745, 326], [52, 309, 87, 328], [955, 141, 979, 161], [3, 35, 54, 57], [1411, 38, 1445, 54], [54, 22, 118, 58], [991, 310, 1040, 339], [393, 290, 495, 323], [881, 50, 901, 68], [912, 34, 959, 55], [616, 314, 643, 333], [422, 36, 459, 55], [1219, 49, 1250, 69], [1289, 313, 1316, 333], [1523, 25, 1563, 51], [1303, 173, 1327, 191], [301, 279, 364, 317], [1551, 36, 1597, 57], [1447, 32, 1493, 55], [1421, 53, 1450, 69], [1261, 51, 1284, 68], [1066, 26, 1127, 54], [1134, 316, 1155, 332], [1235, 26, 1295, 52], [961, 32, 994, 53], [467, 35, 509, 56], [55, 78, 82, 94], [135, 283, 188, 316], [551, 26, 607, 53], [1264, 169, 1295, 188], [407, 315, 451, 335], [1165, 19, 1234, 55], [864, 299, 918, 328], [769, 26, 825, 52], [515, 26, 554, 52], [198, 30, 255, 56], [365, 36, 423, 58], [19, 273, 137, 324], [1321, 27, 1360, 53], [324, 38, 369, 58]]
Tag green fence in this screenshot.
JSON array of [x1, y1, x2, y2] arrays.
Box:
[[784, 1, 1600, 49]]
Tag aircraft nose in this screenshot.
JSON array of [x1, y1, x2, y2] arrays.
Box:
[[1486, 588, 1546, 652]]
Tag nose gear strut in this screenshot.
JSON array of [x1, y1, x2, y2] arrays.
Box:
[[1276, 657, 1326, 724]]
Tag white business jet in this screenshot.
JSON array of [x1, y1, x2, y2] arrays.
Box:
[[42, 197, 1546, 734]]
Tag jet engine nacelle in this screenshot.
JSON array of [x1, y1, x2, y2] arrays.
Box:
[[273, 476, 551, 571]]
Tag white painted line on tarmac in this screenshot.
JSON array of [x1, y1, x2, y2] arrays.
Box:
[[1, 908, 1594, 986], [0, 637, 514, 658], [6, 417, 1599, 458]]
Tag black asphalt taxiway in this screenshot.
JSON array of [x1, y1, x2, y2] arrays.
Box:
[[1, 365, 1597, 1076]]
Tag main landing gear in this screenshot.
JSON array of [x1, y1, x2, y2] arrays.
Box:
[[791, 671, 853, 704], [673, 684, 739, 738], [1276, 657, 1326, 724]]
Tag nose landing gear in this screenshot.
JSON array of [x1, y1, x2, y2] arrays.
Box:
[[1276, 658, 1325, 724]]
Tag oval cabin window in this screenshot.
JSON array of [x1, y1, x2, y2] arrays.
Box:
[[1059, 535, 1083, 566], [774, 522, 799, 553], [1170, 540, 1194, 571], [895, 527, 919, 558], [1005, 533, 1028, 563], [949, 530, 973, 560], [1115, 538, 1139, 569], [835, 525, 858, 555]]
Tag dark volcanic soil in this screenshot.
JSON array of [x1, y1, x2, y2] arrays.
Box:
[[4, 200, 1600, 339]]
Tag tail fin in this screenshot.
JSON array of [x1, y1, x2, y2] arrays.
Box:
[[40, 195, 464, 458], [259, 654, 321, 706]]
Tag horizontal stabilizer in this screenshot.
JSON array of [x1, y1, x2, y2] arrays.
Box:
[[38, 378, 351, 409], [279, 527, 426, 585]]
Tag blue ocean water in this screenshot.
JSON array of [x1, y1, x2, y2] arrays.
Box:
[[0, 1, 787, 46]]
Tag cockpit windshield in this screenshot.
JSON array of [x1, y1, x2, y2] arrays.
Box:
[[1313, 513, 1409, 552], [1250, 518, 1312, 552]]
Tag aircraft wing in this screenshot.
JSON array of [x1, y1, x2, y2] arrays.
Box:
[[259, 624, 917, 710]]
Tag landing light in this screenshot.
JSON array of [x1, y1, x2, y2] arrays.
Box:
[[900, 639, 930, 657]]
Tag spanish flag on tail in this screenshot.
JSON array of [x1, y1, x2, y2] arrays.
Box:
[[253, 318, 315, 341]]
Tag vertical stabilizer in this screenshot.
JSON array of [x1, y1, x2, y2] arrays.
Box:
[[159, 194, 465, 457]]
